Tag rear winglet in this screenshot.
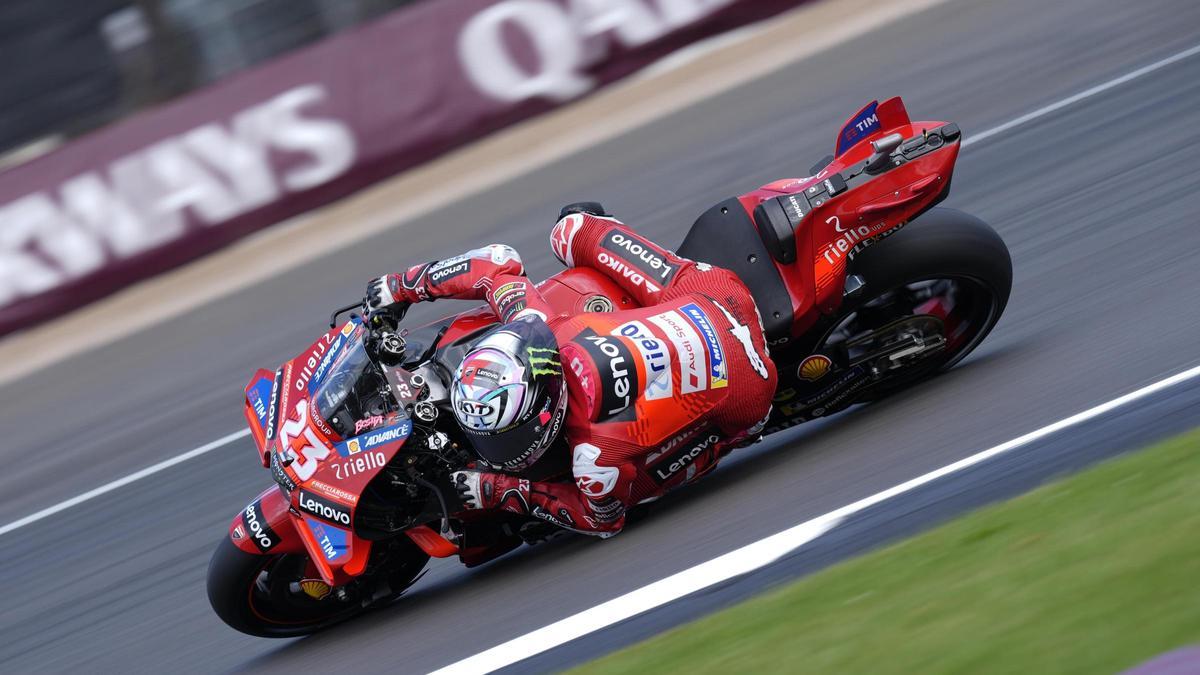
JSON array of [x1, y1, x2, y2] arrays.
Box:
[[834, 97, 912, 157]]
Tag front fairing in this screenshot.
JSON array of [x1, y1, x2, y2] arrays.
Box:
[[243, 317, 419, 585]]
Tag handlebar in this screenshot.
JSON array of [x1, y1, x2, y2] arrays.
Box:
[[329, 300, 410, 330]]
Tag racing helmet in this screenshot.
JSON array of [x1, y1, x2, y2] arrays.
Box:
[[451, 316, 566, 471]]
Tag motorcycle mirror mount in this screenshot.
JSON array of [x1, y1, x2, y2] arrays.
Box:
[[864, 132, 904, 174], [809, 154, 835, 176]]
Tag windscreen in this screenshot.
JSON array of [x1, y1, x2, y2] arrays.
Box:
[[312, 332, 405, 439]]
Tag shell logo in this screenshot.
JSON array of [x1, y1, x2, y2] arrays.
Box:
[[347, 439, 361, 455], [300, 579, 331, 600], [798, 355, 833, 382]]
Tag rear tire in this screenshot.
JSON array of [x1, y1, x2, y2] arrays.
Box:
[[848, 208, 1011, 317], [775, 207, 1011, 412], [838, 207, 1011, 398]]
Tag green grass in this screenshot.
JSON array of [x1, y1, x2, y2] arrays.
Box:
[[576, 430, 1200, 674]]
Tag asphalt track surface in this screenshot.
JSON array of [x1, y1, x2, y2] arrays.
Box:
[[3, 0, 1200, 671], [506, 373, 1200, 674]]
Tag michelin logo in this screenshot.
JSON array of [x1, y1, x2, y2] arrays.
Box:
[[681, 303, 727, 388]]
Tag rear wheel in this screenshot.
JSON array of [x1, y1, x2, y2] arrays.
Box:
[[828, 208, 1010, 396], [772, 208, 1011, 425], [206, 537, 428, 637]]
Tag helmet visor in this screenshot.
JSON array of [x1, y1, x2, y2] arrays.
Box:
[[461, 381, 565, 470]]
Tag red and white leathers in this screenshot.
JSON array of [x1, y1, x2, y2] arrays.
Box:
[[375, 215, 777, 536]]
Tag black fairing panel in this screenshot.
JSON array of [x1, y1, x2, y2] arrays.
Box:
[[677, 198, 794, 340]]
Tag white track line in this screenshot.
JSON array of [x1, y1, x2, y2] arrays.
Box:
[[433, 362, 1200, 675], [962, 43, 1200, 148], [1, 43, 1197, 541], [0, 429, 249, 537]]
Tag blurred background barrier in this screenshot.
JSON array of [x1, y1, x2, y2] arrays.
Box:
[[0, 0, 809, 338]]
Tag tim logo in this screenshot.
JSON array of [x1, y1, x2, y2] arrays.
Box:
[[837, 100, 881, 155], [853, 113, 879, 133]]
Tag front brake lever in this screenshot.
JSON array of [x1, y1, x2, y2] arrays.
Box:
[[329, 301, 363, 329]]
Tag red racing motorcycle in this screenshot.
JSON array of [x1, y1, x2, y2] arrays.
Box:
[[208, 97, 1012, 636]]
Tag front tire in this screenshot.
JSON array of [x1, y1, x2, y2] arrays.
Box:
[[206, 537, 428, 637]]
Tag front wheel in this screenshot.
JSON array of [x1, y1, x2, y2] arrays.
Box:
[[206, 536, 428, 637]]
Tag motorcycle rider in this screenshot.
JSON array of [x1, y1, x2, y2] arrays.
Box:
[[363, 204, 777, 536]]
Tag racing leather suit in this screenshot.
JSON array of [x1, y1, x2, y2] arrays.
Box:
[[376, 212, 778, 536]]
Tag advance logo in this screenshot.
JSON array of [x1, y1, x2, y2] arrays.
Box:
[[361, 420, 413, 449]]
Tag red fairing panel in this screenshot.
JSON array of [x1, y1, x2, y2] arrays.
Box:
[[228, 486, 304, 556], [737, 99, 960, 335]]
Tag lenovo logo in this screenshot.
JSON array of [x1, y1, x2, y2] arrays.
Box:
[[651, 433, 719, 484], [298, 490, 352, 526], [242, 502, 277, 552]]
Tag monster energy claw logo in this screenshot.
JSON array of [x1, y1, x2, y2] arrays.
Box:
[[527, 347, 562, 376]]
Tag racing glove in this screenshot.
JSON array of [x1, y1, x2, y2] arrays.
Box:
[[364, 275, 404, 313], [452, 470, 530, 515]]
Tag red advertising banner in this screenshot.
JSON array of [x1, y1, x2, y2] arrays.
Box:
[[0, 0, 806, 337]]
